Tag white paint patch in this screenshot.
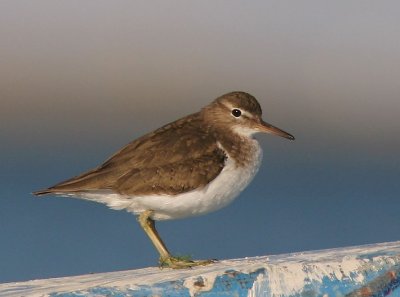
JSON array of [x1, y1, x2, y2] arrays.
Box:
[[257, 258, 367, 296], [184, 274, 218, 296], [247, 273, 268, 297], [68, 139, 263, 221]]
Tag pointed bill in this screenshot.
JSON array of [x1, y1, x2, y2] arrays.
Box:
[[257, 120, 295, 140]]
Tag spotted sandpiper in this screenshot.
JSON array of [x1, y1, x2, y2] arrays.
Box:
[[34, 91, 294, 269]]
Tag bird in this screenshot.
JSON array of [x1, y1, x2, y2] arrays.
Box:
[[34, 91, 294, 269]]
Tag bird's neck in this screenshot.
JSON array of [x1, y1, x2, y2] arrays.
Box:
[[198, 110, 260, 167], [214, 129, 260, 167]]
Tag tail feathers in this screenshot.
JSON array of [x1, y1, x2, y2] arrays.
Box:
[[32, 187, 79, 196], [32, 186, 110, 196], [32, 188, 57, 196], [33, 167, 116, 197]]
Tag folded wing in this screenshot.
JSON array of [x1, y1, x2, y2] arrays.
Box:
[[34, 113, 227, 196]]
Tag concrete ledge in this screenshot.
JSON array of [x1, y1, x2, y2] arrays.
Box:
[[1, 241, 400, 296]]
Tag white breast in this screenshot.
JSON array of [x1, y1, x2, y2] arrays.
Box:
[[70, 140, 263, 221]]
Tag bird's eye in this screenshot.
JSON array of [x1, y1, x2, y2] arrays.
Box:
[[231, 109, 242, 117]]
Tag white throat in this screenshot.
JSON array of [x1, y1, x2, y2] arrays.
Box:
[[232, 125, 259, 137]]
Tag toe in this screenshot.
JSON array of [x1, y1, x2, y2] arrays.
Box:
[[159, 256, 216, 269]]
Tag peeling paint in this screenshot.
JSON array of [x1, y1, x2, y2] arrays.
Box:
[[1, 241, 400, 297]]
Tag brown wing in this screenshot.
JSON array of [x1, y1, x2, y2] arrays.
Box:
[[34, 112, 226, 196], [113, 148, 226, 195]]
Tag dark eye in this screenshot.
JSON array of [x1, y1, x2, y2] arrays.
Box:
[[231, 109, 242, 117]]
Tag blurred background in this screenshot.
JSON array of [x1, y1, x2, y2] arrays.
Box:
[[1, 1, 399, 283]]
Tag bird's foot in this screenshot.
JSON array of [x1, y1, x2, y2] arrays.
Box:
[[159, 255, 216, 269]]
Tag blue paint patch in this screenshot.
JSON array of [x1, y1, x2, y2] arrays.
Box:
[[346, 265, 400, 297], [296, 265, 400, 297], [197, 269, 265, 297], [50, 269, 264, 297], [51, 279, 190, 297]]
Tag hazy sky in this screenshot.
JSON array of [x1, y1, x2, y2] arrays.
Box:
[[1, 1, 399, 283]]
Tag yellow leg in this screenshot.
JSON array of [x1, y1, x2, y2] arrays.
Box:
[[138, 210, 170, 260], [137, 210, 216, 269]]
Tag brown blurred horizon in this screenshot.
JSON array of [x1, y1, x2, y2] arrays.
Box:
[[1, 1, 399, 160]]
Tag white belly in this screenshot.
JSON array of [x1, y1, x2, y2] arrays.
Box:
[[71, 141, 263, 221]]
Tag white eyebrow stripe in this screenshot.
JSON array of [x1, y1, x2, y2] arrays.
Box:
[[223, 102, 255, 119]]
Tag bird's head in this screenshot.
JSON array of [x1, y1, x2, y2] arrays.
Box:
[[202, 91, 295, 140]]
